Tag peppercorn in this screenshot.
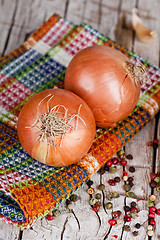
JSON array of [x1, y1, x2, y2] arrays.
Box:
[[148, 201, 154, 208], [149, 195, 156, 202], [112, 211, 120, 218], [124, 206, 131, 212], [129, 181, 134, 187], [149, 206, 157, 213], [95, 193, 102, 200], [89, 198, 96, 206], [108, 219, 117, 226], [70, 194, 79, 202], [147, 225, 153, 231], [93, 204, 100, 212], [148, 212, 155, 218], [46, 214, 54, 220], [123, 171, 128, 176], [123, 225, 131, 232], [123, 176, 128, 181], [130, 207, 139, 213], [153, 139, 159, 149], [124, 214, 131, 222], [67, 203, 73, 210], [154, 176, 160, 183], [86, 179, 94, 187], [95, 201, 101, 207], [109, 166, 117, 174], [156, 208, 160, 215], [130, 212, 138, 219], [127, 192, 136, 198], [111, 191, 119, 198], [104, 165, 109, 171], [108, 179, 116, 186], [87, 187, 95, 195], [105, 202, 113, 209], [66, 199, 71, 206], [97, 184, 105, 191], [156, 186, 160, 192], [52, 209, 61, 217], [118, 149, 125, 156], [150, 173, 157, 180], [150, 180, 157, 188], [147, 230, 154, 237], [111, 157, 119, 165], [126, 154, 133, 160], [107, 194, 112, 200], [135, 223, 141, 229], [128, 176, 134, 182], [114, 176, 121, 182], [120, 159, 127, 166], [129, 166, 135, 173], [132, 231, 138, 237], [106, 160, 113, 167], [150, 219, 156, 227], [123, 184, 131, 192], [130, 201, 137, 208]]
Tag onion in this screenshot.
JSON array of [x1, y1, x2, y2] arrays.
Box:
[[64, 45, 141, 128], [17, 89, 96, 167]]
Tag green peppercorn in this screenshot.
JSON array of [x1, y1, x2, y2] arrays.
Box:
[[107, 194, 112, 201], [52, 209, 61, 217], [127, 192, 136, 198], [89, 198, 96, 206], [154, 176, 160, 183], [109, 166, 117, 174], [111, 191, 119, 198], [123, 184, 131, 192], [123, 225, 131, 232], [132, 231, 139, 237], [118, 149, 125, 156], [95, 193, 102, 199], [70, 194, 79, 202], [95, 201, 101, 207], [105, 202, 113, 209], [130, 212, 138, 219], [97, 184, 105, 191], [156, 186, 160, 192], [148, 200, 154, 208]]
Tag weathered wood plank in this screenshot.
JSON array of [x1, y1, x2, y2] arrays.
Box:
[[0, 219, 20, 240], [66, 0, 86, 25]]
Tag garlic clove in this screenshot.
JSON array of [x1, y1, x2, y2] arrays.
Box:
[[132, 8, 157, 43]]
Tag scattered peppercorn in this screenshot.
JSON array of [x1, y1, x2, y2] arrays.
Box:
[[93, 204, 100, 212], [46, 214, 54, 220], [147, 230, 154, 237], [98, 167, 105, 175], [156, 208, 160, 215], [111, 157, 119, 165], [132, 231, 138, 237], [124, 214, 131, 222], [129, 166, 135, 173], [128, 176, 134, 182], [148, 212, 155, 219], [108, 219, 117, 226], [106, 160, 113, 167], [52, 209, 60, 217], [123, 176, 128, 181], [130, 212, 138, 219], [95, 193, 101, 199], [130, 207, 139, 213], [105, 202, 113, 209], [129, 181, 134, 187], [104, 165, 109, 171], [70, 194, 79, 202], [111, 191, 120, 198], [135, 223, 141, 229], [66, 199, 71, 206], [127, 192, 136, 198], [98, 184, 105, 191], [109, 166, 117, 174], [114, 176, 121, 182], [130, 201, 137, 208], [149, 195, 156, 202], [148, 201, 154, 208], [126, 154, 133, 160], [150, 173, 157, 180], [154, 176, 160, 183], [123, 225, 131, 232], [147, 225, 153, 231], [89, 198, 96, 206], [67, 203, 73, 210], [149, 206, 157, 213], [120, 159, 127, 166], [87, 187, 95, 195], [149, 218, 156, 227], [123, 184, 131, 192], [108, 179, 116, 186], [86, 179, 94, 187]]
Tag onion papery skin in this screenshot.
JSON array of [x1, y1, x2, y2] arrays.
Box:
[[17, 89, 96, 167], [64, 45, 141, 128]]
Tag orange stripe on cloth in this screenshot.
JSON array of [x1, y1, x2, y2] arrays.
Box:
[[11, 182, 55, 227]]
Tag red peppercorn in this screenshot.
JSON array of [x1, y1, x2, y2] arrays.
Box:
[[111, 157, 119, 165], [112, 211, 119, 218], [124, 214, 131, 222], [156, 209, 160, 215], [149, 206, 157, 213], [108, 219, 117, 226], [46, 214, 54, 220], [123, 171, 128, 176], [148, 212, 155, 219], [93, 204, 100, 212], [106, 160, 113, 167], [150, 219, 156, 227], [153, 139, 159, 144], [148, 141, 153, 146], [150, 173, 157, 180], [130, 207, 139, 213], [108, 179, 116, 186], [120, 160, 127, 166]]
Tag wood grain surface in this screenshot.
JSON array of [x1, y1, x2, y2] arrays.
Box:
[[0, 0, 159, 239]]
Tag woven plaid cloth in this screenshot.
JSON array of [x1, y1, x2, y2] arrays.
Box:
[[0, 13, 159, 229]]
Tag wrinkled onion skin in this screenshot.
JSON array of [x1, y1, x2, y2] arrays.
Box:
[[64, 45, 141, 128], [17, 89, 96, 167]]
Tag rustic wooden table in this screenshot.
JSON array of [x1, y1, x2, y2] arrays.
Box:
[[0, 0, 160, 239]]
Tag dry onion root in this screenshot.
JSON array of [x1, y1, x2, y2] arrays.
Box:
[[132, 8, 157, 43], [65, 45, 145, 128], [17, 89, 96, 166]]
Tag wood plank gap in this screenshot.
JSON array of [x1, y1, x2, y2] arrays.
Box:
[[98, 0, 102, 29], [64, 0, 69, 18], [1, 0, 18, 57], [18, 229, 23, 240]]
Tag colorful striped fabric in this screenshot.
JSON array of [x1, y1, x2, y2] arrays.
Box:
[[0, 14, 159, 229]]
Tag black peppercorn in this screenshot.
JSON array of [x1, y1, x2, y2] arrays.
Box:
[[124, 206, 131, 212], [123, 225, 131, 232], [135, 223, 141, 229], [150, 180, 157, 188], [86, 179, 93, 187], [98, 167, 105, 175], [129, 181, 134, 187], [130, 201, 137, 208], [66, 199, 71, 206], [114, 176, 121, 182], [132, 231, 139, 236], [104, 165, 109, 171], [128, 177, 134, 182], [126, 154, 133, 160], [129, 166, 135, 173]]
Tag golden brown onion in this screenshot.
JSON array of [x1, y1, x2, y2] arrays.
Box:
[[64, 45, 141, 128], [17, 89, 96, 166]]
